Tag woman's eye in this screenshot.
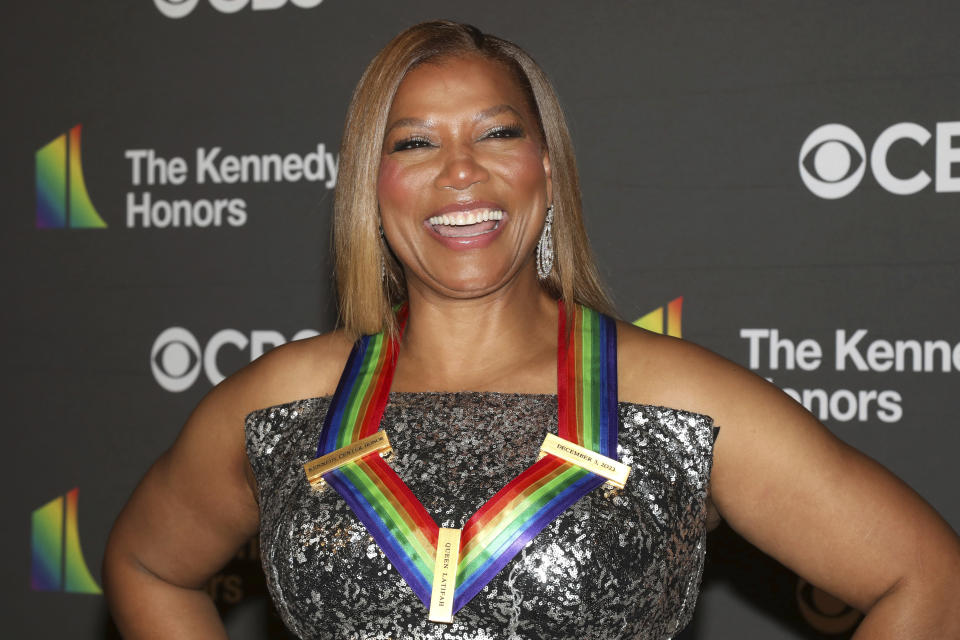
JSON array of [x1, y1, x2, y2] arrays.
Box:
[[392, 137, 432, 152], [484, 125, 524, 140]]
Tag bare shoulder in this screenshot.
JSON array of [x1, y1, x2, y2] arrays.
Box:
[[222, 328, 356, 416], [166, 327, 355, 494], [615, 319, 773, 422], [614, 319, 833, 509], [172, 328, 355, 466]]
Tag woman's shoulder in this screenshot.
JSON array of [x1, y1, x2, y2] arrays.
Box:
[[615, 319, 762, 421], [214, 328, 355, 419]]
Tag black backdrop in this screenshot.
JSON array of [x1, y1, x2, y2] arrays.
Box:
[[4, 2, 959, 638]]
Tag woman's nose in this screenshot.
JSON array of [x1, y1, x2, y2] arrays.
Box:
[[434, 147, 490, 190]]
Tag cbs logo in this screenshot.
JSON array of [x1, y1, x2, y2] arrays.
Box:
[[153, 0, 322, 19], [151, 326, 318, 392], [799, 121, 960, 199]]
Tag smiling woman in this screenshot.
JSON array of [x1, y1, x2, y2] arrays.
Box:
[[377, 55, 553, 302], [333, 21, 613, 338], [103, 20, 960, 640]]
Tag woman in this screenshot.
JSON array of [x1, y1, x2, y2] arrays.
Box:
[[104, 21, 960, 639]]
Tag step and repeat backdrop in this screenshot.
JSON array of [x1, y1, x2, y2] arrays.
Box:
[[3, 1, 958, 638]]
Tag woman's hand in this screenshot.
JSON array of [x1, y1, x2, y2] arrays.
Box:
[[618, 323, 960, 638]]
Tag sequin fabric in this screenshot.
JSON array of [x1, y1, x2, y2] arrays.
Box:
[[245, 392, 715, 640]]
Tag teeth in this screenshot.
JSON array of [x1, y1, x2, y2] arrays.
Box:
[[428, 209, 505, 226]]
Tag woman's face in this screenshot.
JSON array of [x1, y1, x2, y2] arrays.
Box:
[[378, 54, 552, 300]]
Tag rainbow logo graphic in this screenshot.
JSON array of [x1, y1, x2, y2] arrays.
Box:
[[633, 296, 683, 338], [35, 124, 107, 229], [30, 488, 102, 594]]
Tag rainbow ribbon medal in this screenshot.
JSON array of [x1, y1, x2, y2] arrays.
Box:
[[304, 303, 626, 622]]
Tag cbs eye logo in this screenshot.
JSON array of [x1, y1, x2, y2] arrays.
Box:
[[799, 124, 866, 199], [151, 327, 202, 392], [799, 121, 960, 199], [153, 0, 322, 19], [150, 326, 319, 392], [153, 0, 199, 18]]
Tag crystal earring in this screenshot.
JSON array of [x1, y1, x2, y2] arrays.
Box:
[[536, 205, 554, 280], [379, 226, 387, 281]]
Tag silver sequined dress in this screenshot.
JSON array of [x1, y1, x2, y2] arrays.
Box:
[[245, 392, 715, 640]]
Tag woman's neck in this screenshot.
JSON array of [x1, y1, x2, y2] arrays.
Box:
[[392, 277, 559, 394]]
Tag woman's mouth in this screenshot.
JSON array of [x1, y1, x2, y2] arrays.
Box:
[[427, 209, 505, 238]]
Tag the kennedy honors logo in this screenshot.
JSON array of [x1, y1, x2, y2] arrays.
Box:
[[634, 297, 683, 338], [30, 488, 101, 594], [35, 125, 107, 229], [35, 123, 339, 230]]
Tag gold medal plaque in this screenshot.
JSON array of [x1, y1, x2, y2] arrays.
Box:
[[538, 432, 631, 490], [303, 430, 393, 489], [428, 527, 461, 624]]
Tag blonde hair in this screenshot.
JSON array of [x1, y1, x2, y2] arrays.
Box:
[[334, 20, 615, 337]]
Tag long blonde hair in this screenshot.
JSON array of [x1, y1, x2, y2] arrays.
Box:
[[334, 20, 615, 337]]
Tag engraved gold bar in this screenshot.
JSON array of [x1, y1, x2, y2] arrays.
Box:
[[538, 432, 631, 490], [303, 430, 393, 489], [428, 527, 461, 624]]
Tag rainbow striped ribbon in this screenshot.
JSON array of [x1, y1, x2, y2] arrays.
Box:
[[313, 302, 619, 614]]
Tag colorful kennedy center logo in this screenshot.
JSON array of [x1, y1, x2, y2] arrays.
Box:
[[30, 488, 102, 594], [633, 297, 683, 338], [35, 125, 106, 229]]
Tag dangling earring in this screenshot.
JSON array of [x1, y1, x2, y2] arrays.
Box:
[[536, 204, 554, 280], [379, 226, 387, 281]]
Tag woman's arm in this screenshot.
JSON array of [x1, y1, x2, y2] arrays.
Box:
[[618, 324, 960, 638], [104, 369, 260, 637], [104, 332, 353, 638]]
